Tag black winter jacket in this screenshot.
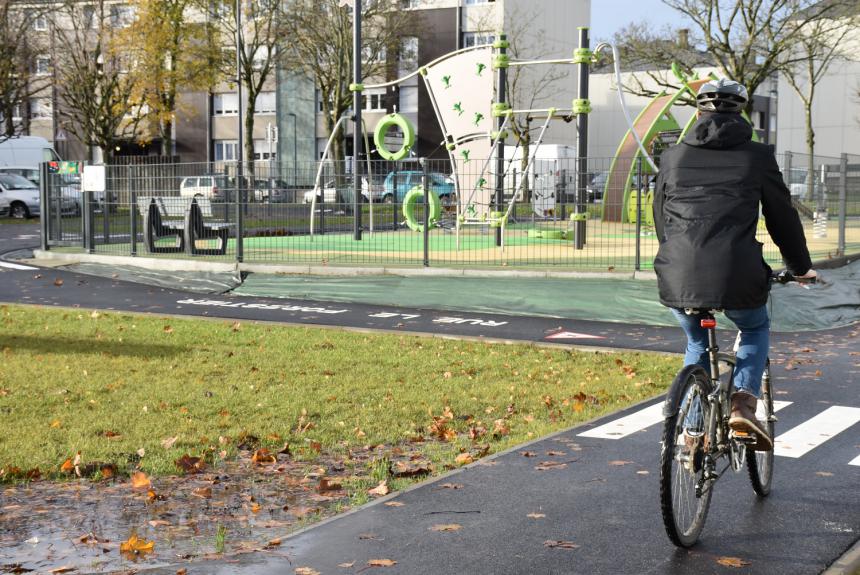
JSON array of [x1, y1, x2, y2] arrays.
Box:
[[652, 113, 812, 309]]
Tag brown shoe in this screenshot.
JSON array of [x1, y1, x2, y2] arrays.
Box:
[[729, 392, 773, 451]]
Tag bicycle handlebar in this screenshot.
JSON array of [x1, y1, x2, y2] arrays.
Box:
[[772, 270, 817, 285]]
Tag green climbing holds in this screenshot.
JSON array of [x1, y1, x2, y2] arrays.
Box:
[[572, 48, 593, 64], [490, 130, 509, 141], [446, 143, 456, 151], [373, 113, 416, 161], [477, 178, 487, 188], [572, 98, 591, 115], [454, 102, 464, 116], [489, 211, 507, 228], [492, 103, 511, 117], [493, 54, 510, 69], [527, 229, 567, 240], [460, 149, 471, 162], [569, 212, 588, 222], [349, 83, 364, 92], [476, 63, 486, 76], [402, 185, 442, 232], [474, 112, 484, 126], [442, 75, 452, 88], [492, 38, 510, 49]]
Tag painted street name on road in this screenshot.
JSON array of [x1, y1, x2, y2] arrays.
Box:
[[176, 298, 349, 315]]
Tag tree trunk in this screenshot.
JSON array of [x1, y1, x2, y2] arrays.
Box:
[[804, 105, 815, 204], [520, 134, 530, 203], [161, 117, 173, 157], [244, 99, 255, 184]]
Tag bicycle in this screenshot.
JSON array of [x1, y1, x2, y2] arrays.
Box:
[[659, 271, 816, 547]]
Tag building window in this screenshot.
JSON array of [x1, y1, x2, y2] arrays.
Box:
[[464, 0, 494, 4], [35, 56, 51, 76], [399, 36, 418, 76], [213, 93, 239, 115], [361, 89, 385, 112], [33, 14, 48, 31], [399, 86, 418, 112], [83, 5, 97, 29], [253, 139, 274, 161], [110, 5, 135, 28], [214, 140, 238, 161], [400, 0, 419, 8], [29, 98, 52, 119], [254, 91, 275, 114], [463, 31, 495, 48]]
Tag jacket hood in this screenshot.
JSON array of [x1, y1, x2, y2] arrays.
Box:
[[683, 113, 753, 149]]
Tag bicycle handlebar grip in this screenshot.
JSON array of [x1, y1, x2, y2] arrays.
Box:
[[774, 270, 817, 284]]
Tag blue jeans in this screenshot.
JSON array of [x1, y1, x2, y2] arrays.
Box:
[[670, 305, 770, 398]]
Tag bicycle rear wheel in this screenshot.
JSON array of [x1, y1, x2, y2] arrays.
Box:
[[747, 358, 774, 495], [660, 365, 714, 547]]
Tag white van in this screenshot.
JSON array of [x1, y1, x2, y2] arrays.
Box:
[[0, 136, 60, 166]]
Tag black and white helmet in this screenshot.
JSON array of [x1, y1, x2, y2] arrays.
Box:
[[696, 79, 748, 113]]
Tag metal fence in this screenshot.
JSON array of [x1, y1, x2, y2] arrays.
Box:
[[39, 153, 860, 272]]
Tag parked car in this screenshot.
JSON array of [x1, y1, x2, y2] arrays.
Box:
[[0, 173, 42, 219], [0, 192, 8, 217], [586, 171, 608, 203], [382, 171, 455, 204], [786, 167, 828, 200], [0, 136, 59, 166], [253, 178, 293, 202], [302, 178, 381, 204], [180, 174, 229, 200]]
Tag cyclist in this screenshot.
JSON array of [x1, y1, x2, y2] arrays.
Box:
[[652, 79, 816, 450]]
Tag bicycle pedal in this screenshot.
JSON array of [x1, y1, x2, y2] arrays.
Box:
[[730, 430, 757, 444]]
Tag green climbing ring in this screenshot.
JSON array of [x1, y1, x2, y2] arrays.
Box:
[[402, 185, 442, 232], [374, 113, 416, 161]]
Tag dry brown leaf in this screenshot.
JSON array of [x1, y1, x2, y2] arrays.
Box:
[[608, 460, 633, 466], [429, 524, 462, 532], [59, 458, 75, 474], [130, 471, 151, 490], [174, 454, 205, 474], [119, 534, 155, 555], [251, 449, 277, 465], [337, 562, 356, 568], [716, 556, 751, 568], [163, 325, 173, 334], [176, 570, 187, 575], [544, 540, 579, 549], [318, 477, 343, 492], [368, 480, 389, 496], [265, 537, 282, 548], [439, 483, 463, 490], [367, 559, 397, 567], [520, 451, 536, 457], [294, 568, 320, 575], [454, 453, 474, 465], [527, 513, 546, 519], [53, 278, 63, 287], [535, 461, 568, 471], [815, 471, 834, 477], [148, 520, 171, 527], [50, 419, 61, 429], [49, 566, 76, 574], [161, 436, 179, 449], [384, 501, 405, 507], [251, 503, 261, 513], [191, 487, 212, 499]]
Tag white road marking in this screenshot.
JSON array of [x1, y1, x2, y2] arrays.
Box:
[[0, 260, 37, 270], [759, 400, 793, 419], [775, 406, 860, 458], [578, 403, 664, 439], [577, 399, 793, 441], [849, 454, 860, 467]]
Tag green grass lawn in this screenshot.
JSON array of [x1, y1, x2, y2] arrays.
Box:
[[0, 304, 679, 486]]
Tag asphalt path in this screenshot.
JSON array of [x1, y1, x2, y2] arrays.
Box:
[[1, 222, 858, 574]]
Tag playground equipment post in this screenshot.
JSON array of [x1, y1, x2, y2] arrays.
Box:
[[495, 34, 508, 247], [234, 0, 244, 262], [352, 0, 363, 241], [574, 27, 590, 250]]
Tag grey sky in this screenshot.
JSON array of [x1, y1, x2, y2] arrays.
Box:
[[590, 0, 690, 42]]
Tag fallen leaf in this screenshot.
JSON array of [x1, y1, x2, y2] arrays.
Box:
[[527, 513, 546, 519], [544, 540, 580, 549], [545, 450, 566, 456], [60, 458, 75, 473], [429, 524, 462, 532], [176, 570, 187, 575], [454, 453, 474, 466], [368, 480, 389, 496], [535, 461, 568, 471], [337, 562, 356, 568], [53, 278, 64, 287], [608, 460, 634, 466], [384, 501, 405, 507], [148, 520, 171, 527], [439, 483, 463, 490], [174, 454, 205, 474], [50, 419, 61, 429], [318, 477, 343, 492], [48, 567, 76, 574], [367, 559, 397, 567], [191, 487, 212, 498], [265, 537, 282, 548], [131, 471, 151, 490], [251, 503, 261, 513], [636, 470, 650, 475], [295, 568, 320, 575], [815, 471, 834, 477], [520, 451, 536, 457], [119, 534, 155, 556], [716, 556, 751, 568], [163, 325, 173, 334], [251, 449, 277, 465]]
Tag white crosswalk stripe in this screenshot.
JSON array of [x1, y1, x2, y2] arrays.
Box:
[[774, 406, 860, 459], [578, 400, 793, 440], [849, 454, 860, 466], [0, 260, 37, 270]]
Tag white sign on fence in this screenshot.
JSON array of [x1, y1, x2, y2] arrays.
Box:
[[82, 165, 106, 193]]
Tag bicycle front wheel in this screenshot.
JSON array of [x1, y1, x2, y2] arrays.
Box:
[[660, 365, 714, 547], [747, 358, 774, 495]]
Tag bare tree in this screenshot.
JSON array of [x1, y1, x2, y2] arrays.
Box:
[[613, 0, 857, 111], [121, 0, 222, 156], [280, 0, 410, 177], [0, 3, 51, 142], [215, 0, 282, 176], [780, 5, 858, 200], [52, 0, 145, 162]]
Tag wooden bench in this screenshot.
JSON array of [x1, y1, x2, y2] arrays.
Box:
[[138, 196, 234, 256]]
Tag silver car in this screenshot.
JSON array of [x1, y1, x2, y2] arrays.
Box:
[[0, 173, 41, 219]]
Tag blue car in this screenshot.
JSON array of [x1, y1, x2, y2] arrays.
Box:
[[382, 171, 455, 204]]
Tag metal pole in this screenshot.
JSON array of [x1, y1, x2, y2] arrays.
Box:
[[352, 0, 362, 241], [288, 112, 297, 190], [39, 162, 49, 251], [235, 0, 244, 262], [130, 164, 137, 256], [574, 27, 590, 250], [495, 34, 507, 247], [838, 153, 847, 255], [635, 157, 642, 271], [422, 158, 429, 266]]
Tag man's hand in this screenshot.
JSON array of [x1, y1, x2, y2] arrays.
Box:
[[797, 269, 818, 280]]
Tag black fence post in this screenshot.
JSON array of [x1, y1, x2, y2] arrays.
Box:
[[422, 158, 429, 267], [83, 188, 94, 254], [838, 153, 847, 255], [39, 162, 49, 251], [236, 161, 244, 262], [130, 164, 137, 256], [392, 163, 399, 231], [635, 157, 642, 271]]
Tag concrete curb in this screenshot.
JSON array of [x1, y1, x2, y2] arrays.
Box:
[[32, 250, 653, 280], [822, 537, 860, 575]]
